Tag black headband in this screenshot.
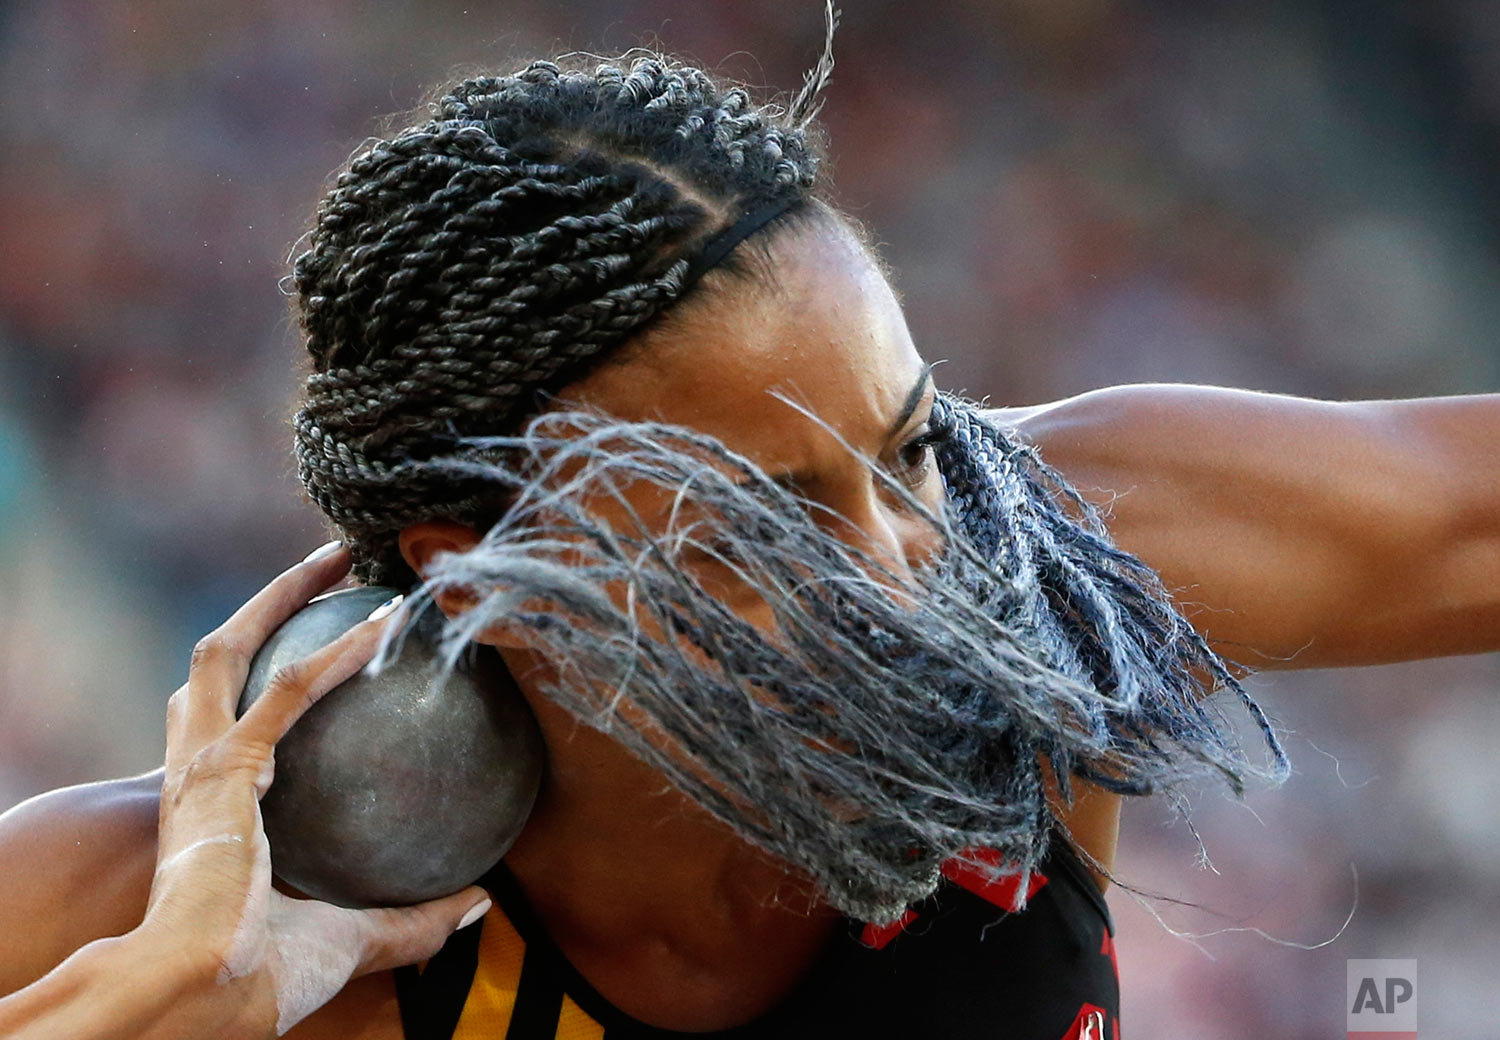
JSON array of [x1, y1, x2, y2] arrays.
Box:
[[677, 196, 806, 295]]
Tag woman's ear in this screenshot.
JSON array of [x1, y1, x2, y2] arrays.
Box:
[[398, 520, 480, 591], [396, 520, 477, 612], [396, 520, 532, 650]]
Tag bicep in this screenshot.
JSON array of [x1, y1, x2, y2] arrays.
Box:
[[998, 384, 1499, 669], [0, 772, 161, 994]]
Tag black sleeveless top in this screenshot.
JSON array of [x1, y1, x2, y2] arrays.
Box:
[[393, 836, 1120, 1040]]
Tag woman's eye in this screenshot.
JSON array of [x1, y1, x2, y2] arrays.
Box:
[[894, 427, 940, 485]]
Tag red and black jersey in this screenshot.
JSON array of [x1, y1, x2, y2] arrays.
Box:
[[394, 835, 1120, 1039]]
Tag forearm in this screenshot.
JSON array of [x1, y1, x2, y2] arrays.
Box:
[[1331, 392, 1500, 662], [1000, 384, 1500, 669], [0, 929, 264, 1040]]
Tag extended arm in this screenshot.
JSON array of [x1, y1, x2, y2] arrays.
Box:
[[993, 383, 1500, 670]]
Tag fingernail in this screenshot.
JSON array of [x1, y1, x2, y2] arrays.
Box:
[[365, 594, 404, 622], [301, 540, 343, 564], [457, 898, 491, 930]]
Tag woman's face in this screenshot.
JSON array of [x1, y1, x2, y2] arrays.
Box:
[[400, 210, 948, 653], [547, 212, 946, 596]]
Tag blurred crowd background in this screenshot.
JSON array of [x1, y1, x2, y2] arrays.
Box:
[[2, 0, 1498, 1035]]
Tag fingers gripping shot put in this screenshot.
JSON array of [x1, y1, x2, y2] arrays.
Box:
[[162, 548, 494, 1035], [0, 545, 495, 1038]]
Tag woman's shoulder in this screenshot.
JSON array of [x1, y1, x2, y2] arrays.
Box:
[[0, 770, 406, 1038], [0, 769, 162, 994]]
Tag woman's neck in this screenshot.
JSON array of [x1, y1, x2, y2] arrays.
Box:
[[495, 647, 833, 956]]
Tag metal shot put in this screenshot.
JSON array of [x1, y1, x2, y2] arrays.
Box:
[[236, 586, 543, 908]]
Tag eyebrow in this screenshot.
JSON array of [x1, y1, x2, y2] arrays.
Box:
[[887, 363, 937, 439], [750, 365, 937, 494]]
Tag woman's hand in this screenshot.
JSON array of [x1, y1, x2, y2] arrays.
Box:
[[0, 542, 491, 1040], [135, 540, 492, 1037]]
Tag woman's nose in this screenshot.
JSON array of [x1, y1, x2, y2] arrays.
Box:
[[829, 488, 940, 599]]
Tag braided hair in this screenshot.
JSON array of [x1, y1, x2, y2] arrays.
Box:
[[290, 41, 1291, 922], [292, 52, 834, 585]]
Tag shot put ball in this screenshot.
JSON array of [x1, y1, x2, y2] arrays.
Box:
[[236, 584, 544, 908]]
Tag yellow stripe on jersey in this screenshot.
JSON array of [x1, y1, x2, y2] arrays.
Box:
[[450, 905, 606, 1040], [556, 996, 605, 1040], [450, 905, 525, 1036]]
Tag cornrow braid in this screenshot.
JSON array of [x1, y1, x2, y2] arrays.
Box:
[[291, 52, 828, 584]]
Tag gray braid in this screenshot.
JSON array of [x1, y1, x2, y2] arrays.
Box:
[[379, 395, 1289, 923], [291, 54, 825, 584]]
